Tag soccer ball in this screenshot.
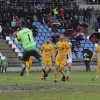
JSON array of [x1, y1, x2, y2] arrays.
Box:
[[13, 32, 17, 38]]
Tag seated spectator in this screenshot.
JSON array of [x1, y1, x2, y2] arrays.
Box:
[[11, 19, 16, 31]]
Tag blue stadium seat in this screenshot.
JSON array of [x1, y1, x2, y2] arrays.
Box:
[[36, 25, 39, 28], [38, 33, 41, 36], [20, 48, 24, 52], [11, 36, 15, 41], [43, 29, 48, 32], [39, 40, 43, 45], [75, 48, 79, 52], [37, 44, 41, 48], [17, 45, 22, 49], [40, 37, 44, 40], [80, 44, 84, 47], [47, 32, 51, 36], [51, 32, 54, 35], [80, 40, 85, 43], [79, 47, 83, 51], [37, 22, 41, 25], [32, 22, 36, 26], [38, 29, 42, 32], [86, 39, 90, 43], [34, 40, 38, 44], [82, 35, 87, 40], [61, 29, 65, 32], [35, 37, 40, 40], [89, 47, 94, 51], [58, 29, 61, 33], [44, 25, 48, 29], [40, 25, 44, 29], [84, 44, 89, 47], [90, 44, 94, 47], [41, 33, 47, 37]]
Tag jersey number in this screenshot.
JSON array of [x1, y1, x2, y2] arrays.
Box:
[[27, 34, 31, 41]]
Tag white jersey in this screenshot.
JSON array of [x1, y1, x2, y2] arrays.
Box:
[[67, 42, 72, 64]]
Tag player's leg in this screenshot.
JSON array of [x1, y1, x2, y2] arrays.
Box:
[[66, 58, 72, 81], [46, 60, 52, 74], [59, 58, 66, 82], [20, 51, 30, 76], [54, 57, 60, 83], [84, 60, 88, 71], [96, 59, 100, 78], [87, 61, 90, 71], [41, 60, 47, 81], [32, 49, 47, 77], [26, 61, 30, 76]]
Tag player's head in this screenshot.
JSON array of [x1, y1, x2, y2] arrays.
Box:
[[46, 37, 50, 43], [98, 39, 100, 45], [20, 21, 26, 29], [64, 36, 69, 42], [60, 33, 65, 41]]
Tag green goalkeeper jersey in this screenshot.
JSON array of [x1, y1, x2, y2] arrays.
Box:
[[15, 28, 36, 49]]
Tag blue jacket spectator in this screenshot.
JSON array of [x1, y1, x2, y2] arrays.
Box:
[[94, 20, 100, 32]]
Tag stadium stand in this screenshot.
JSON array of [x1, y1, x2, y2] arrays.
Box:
[[0, 0, 99, 68]]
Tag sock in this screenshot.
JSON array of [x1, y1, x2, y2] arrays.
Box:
[[21, 64, 25, 68], [60, 70, 65, 76], [26, 67, 30, 75], [46, 68, 51, 73], [67, 69, 71, 76], [40, 61, 45, 69], [41, 71, 44, 78], [54, 69, 58, 80]]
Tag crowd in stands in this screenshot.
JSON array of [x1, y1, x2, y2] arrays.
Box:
[[0, 0, 100, 40]]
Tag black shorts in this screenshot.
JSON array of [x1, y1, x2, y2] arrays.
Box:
[[22, 49, 41, 61]]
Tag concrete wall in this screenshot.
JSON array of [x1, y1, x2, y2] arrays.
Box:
[[79, 4, 100, 9]]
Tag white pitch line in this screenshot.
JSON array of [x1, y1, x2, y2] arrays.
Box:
[[70, 82, 100, 86]]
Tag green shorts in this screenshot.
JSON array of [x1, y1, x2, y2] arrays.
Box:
[[22, 46, 41, 61]]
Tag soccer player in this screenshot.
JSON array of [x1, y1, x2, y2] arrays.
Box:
[[26, 56, 33, 76], [14, 21, 47, 76], [53, 33, 71, 83], [40, 37, 54, 81], [91, 40, 100, 78], [64, 36, 72, 81]]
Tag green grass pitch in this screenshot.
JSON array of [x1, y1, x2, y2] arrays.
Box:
[[0, 71, 100, 100]]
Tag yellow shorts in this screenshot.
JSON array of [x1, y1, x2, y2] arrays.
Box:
[[26, 60, 32, 68], [55, 56, 66, 68], [43, 58, 52, 67]]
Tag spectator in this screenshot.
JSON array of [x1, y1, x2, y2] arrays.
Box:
[[86, 7, 91, 23], [91, 6, 95, 23], [94, 20, 100, 32], [1, 58, 8, 73], [83, 53, 91, 71], [78, 8, 84, 22]]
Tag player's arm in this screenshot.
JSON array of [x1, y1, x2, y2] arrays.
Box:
[[64, 42, 71, 55], [15, 32, 21, 45], [53, 43, 58, 53], [40, 45, 44, 55], [91, 47, 98, 60]]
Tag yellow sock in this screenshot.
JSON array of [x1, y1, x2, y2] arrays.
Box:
[[97, 67, 100, 75], [54, 69, 58, 80], [41, 71, 44, 78], [60, 70, 65, 76], [46, 68, 51, 73], [26, 67, 29, 75]]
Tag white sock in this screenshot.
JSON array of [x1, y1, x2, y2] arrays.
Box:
[[67, 69, 71, 76]]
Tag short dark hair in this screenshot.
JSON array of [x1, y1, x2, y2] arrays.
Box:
[[60, 33, 65, 36], [20, 21, 26, 28], [46, 36, 50, 39]]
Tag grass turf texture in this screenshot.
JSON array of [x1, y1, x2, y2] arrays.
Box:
[[0, 71, 100, 100]]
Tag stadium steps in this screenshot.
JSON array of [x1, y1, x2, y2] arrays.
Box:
[[0, 39, 20, 67]]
